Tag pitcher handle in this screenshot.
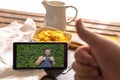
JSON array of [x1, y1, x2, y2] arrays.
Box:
[[66, 6, 78, 24]]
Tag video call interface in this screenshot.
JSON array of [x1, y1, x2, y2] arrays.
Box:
[[13, 42, 67, 69]]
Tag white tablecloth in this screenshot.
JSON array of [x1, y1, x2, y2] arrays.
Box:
[[0, 18, 42, 80]]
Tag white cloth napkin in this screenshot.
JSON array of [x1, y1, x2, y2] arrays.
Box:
[[0, 18, 44, 80]]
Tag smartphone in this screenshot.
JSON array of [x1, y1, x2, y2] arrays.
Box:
[[13, 42, 68, 70]]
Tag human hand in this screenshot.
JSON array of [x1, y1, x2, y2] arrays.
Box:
[[49, 57, 54, 62], [72, 19, 120, 80], [41, 57, 46, 61], [73, 45, 100, 80]]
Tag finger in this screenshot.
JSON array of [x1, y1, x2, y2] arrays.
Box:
[[75, 74, 102, 80], [75, 74, 93, 80], [75, 46, 98, 67], [75, 19, 107, 48], [72, 61, 99, 77], [75, 19, 120, 52], [94, 76, 102, 80]]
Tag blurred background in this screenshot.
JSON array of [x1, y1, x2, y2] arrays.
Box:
[[0, 0, 120, 22]]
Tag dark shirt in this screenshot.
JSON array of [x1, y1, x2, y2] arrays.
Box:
[[39, 56, 52, 67]]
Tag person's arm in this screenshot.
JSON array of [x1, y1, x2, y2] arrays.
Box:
[[35, 56, 45, 66], [49, 56, 55, 65]]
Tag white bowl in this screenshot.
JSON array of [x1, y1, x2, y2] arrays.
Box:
[[31, 27, 72, 43]]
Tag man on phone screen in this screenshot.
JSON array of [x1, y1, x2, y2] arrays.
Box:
[[35, 48, 55, 67]]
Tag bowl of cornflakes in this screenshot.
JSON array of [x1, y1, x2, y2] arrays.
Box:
[[31, 27, 72, 43]]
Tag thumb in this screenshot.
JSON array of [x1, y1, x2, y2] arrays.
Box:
[[75, 19, 107, 48]]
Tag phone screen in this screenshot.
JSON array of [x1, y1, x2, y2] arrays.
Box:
[[13, 42, 68, 70]]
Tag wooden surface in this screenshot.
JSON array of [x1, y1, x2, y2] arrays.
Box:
[[0, 8, 120, 36], [0, 8, 44, 27], [0, 8, 120, 50]]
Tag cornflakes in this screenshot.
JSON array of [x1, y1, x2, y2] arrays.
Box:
[[34, 30, 69, 42]]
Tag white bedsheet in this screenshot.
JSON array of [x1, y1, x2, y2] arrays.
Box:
[[0, 18, 41, 80]]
